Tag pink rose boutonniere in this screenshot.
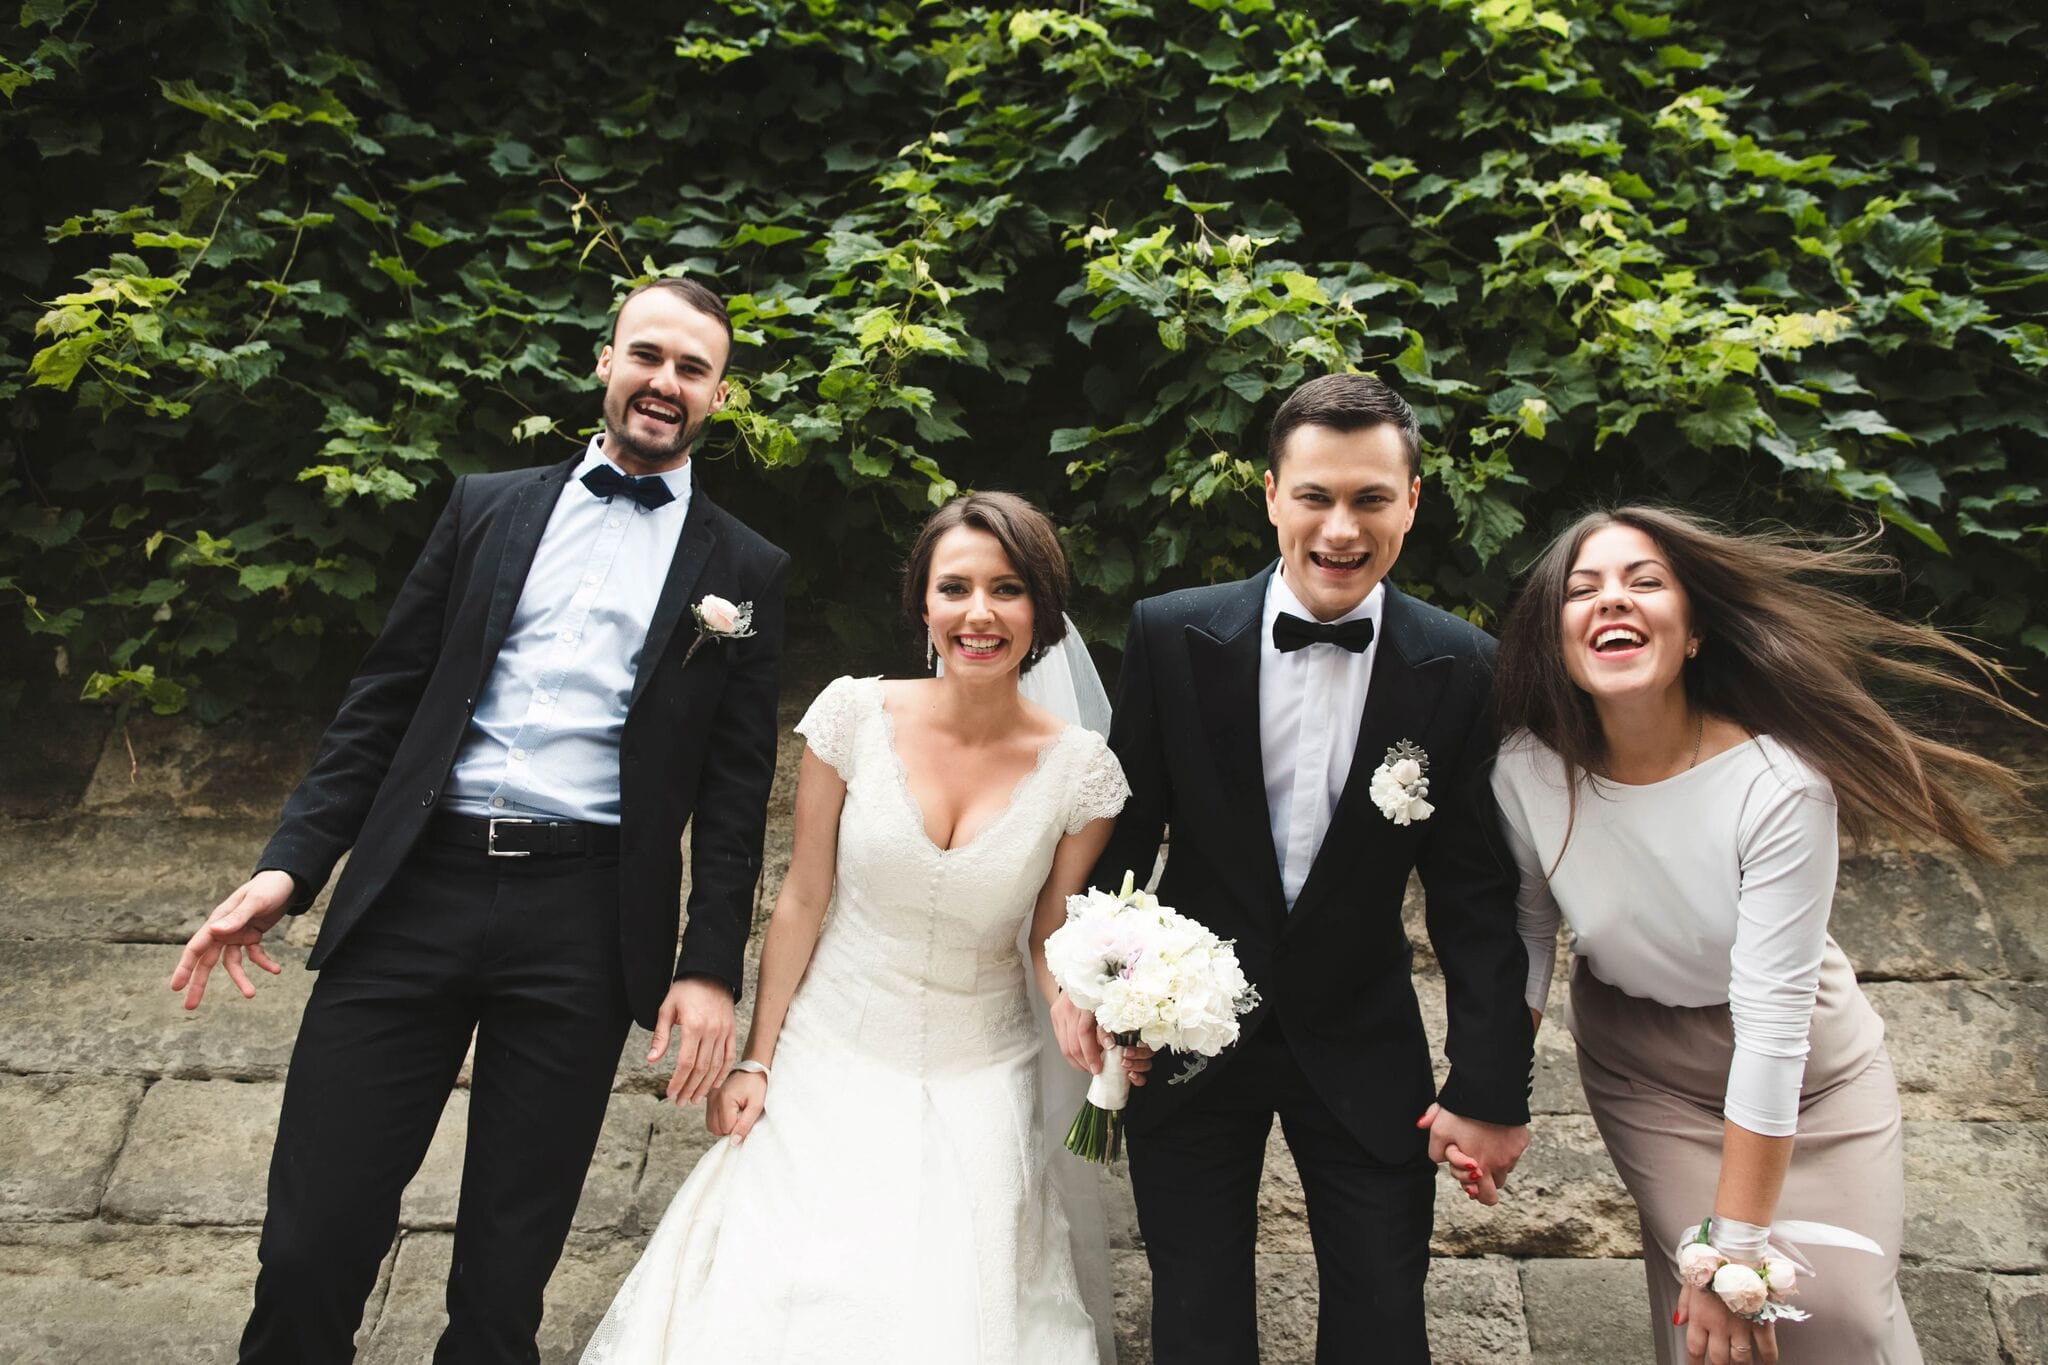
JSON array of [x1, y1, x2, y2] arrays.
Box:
[[681, 594, 756, 667]]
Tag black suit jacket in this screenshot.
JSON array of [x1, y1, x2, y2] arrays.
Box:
[[257, 457, 788, 1029], [1092, 567, 1533, 1162]]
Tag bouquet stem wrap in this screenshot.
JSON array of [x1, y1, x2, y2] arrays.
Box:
[[1066, 1042, 1131, 1163]]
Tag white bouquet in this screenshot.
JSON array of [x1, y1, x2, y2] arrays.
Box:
[[1044, 871, 1261, 1162]]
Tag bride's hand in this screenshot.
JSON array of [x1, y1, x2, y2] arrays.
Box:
[[1051, 991, 1104, 1074], [706, 1071, 767, 1145]]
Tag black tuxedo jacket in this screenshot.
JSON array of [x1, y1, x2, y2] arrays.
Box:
[[1092, 567, 1533, 1162], [257, 457, 788, 1029]]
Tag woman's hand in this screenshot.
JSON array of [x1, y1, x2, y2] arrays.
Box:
[[1051, 991, 1105, 1074], [1677, 1281, 1778, 1364], [705, 1070, 768, 1146]]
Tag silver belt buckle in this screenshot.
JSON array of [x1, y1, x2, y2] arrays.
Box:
[[486, 816, 534, 857]]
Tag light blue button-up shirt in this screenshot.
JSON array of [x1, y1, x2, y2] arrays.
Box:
[[441, 439, 693, 825]]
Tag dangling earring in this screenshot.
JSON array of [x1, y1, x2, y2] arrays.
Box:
[[927, 632, 937, 672]]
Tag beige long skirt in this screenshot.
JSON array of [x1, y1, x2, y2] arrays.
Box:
[[1568, 941, 1923, 1364]]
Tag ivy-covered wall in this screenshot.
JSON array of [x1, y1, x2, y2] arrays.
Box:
[[4, 0, 2043, 718]]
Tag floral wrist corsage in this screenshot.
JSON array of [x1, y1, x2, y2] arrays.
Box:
[[1676, 1220, 1808, 1324]]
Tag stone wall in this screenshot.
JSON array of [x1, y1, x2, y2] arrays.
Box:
[[1, 694, 2043, 1363]]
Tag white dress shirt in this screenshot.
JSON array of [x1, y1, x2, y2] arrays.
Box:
[[442, 440, 693, 824], [1491, 732, 1838, 1136], [1260, 572, 1385, 909]]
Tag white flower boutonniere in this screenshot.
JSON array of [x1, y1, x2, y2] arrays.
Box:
[[681, 594, 756, 667], [1368, 740, 1434, 826]]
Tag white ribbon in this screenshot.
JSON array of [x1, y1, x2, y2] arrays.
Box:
[[1085, 1044, 1130, 1112]]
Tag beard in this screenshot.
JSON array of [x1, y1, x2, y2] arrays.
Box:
[[603, 388, 706, 470]]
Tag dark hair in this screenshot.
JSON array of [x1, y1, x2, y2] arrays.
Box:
[[900, 491, 1070, 674], [1266, 372, 1422, 478], [1494, 505, 2031, 863], [609, 278, 735, 372]]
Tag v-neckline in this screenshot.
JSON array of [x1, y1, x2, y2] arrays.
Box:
[[872, 682, 1074, 856]]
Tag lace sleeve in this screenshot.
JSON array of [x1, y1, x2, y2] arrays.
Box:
[[1065, 732, 1131, 835], [793, 676, 865, 781]]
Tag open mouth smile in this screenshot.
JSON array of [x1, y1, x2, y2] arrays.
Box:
[[1309, 550, 1367, 573], [1590, 625, 1646, 658], [953, 634, 1007, 659], [631, 396, 683, 425]]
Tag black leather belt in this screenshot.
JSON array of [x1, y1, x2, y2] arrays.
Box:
[[427, 812, 621, 857]]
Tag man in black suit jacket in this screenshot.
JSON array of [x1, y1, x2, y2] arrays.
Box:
[[1083, 374, 1535, 1363], [169, 278, 788, 1363]]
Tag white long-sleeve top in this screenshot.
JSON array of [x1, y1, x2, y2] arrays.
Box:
[[1491, 731, 1838, 1137]]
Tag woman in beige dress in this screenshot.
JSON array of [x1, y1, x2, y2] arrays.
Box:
[[1486, 506, 2027, 1365]]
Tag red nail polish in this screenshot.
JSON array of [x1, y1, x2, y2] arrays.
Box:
[[1671, 1309, 1683, 1326]]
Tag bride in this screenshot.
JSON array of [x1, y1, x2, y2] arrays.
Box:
[[581, 491, 1145, 1363]]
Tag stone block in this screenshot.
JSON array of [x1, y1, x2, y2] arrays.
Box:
[[0, 1222, 261, 1363], [1111, 1247, 1153, 1365], [356, 1229, 646, 1364], [1832, 851, 2009, 980], [1433, 1117, 1640, 1259], [1903, 1121, 2048, 1271], [1898, 1266, 1998, 1365], [102, 1080, 283, 1226], [79, 709, 324, 819], [396, 1089, 469, 1230], [571, 1096, 657, 1234], [0, 1075, 145, 1221], [1416, 972, 1583, 1118], [0, 816, 290, 943], [1869, 980, 2048, 1121], [1519, 1257, 1650, 1365], [633, 1097, 722, 1230], [1992, 1274, 2048, 1365], [1427, 1256, 1532, 1364], [0, 699, 111, 818], [1977, 855, 2048, 982], [0, 940, 311, 1080]]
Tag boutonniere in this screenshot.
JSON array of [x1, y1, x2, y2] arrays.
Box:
[[1368, 740, 1433, 825], [681, 594, 756, 667]]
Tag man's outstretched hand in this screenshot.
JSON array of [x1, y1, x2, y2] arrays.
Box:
[[650, 977, 737, 1106], [170, 870, 294, 1009]]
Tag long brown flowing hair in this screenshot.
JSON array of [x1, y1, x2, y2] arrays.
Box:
[[1493, 505, 2032, 862]]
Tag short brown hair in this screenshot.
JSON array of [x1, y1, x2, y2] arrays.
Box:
[[900, 491, 1070, 674], [1267, 372, 1421, 478], [609, 277, 734, 373]]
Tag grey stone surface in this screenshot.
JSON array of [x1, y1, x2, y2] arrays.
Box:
[[102, 1080, 282, 1226], [1433, 1117, 1640, 1260], [1832, 851, 2009, 980], [1978, 854, 2048, 981], [0, 1223, 262, 1364], [1520, 1257, 1651, 1365], [0, 939, 311, 1079], [1871, 980, 2048, 1121], [1417, 972, 1585, 1117], [78, 710, 322, 819], [0, 1075, 144, 1221], [1993, 1274, 2048, 1364], [1898, 1266, 1999, 1365], [1427, 1256, 1533, 1364], [0, 817, 293, 943], [632, 1095, 723, 1230], [1903, 1121, 2048, 1271]]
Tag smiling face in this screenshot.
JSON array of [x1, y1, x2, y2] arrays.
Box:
[[595, 289, 730, 474], [1560, 523, 1700, 705], [1264, 421, 1419, 621], [923, 525, 1035, 678]]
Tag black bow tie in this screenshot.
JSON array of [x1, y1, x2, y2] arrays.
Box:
[[581, 465, 675, 510], [1273, 611, 1375, 654]]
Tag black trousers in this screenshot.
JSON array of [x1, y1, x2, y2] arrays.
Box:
[[240, 839, 634, 1365], [1128, 1020, 1438, 1365]]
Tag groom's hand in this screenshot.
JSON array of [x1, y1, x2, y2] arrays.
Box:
[[651, 977, 736, 1105], [1416, 1103, 1529, 1207], [169, 870, 293, 1010]]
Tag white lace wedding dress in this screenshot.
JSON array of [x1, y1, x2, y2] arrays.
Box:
[[580, 675, 1129, 1364]]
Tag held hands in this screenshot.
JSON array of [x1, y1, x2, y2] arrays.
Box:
[[650, 977, 736, 1105], [1050, 991, 1155, 1086], [1677, 1279, 1779, 1364], [706, 1069, 767, 1146], [168, 870, 294, 1009], [1416, 1103, 1530, 1208]]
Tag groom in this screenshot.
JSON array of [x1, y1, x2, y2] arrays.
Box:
[[168, 278, 788, 1363], [1087, 373, 1535, 1362]]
